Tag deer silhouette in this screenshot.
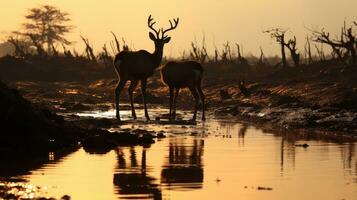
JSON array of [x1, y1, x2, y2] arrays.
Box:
[[161, 61, 205, 121], [113, 15, 179, 121]]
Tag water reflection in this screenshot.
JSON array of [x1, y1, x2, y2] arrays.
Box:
[[161, 137, 204, 190], [339, 143, 357, 182], [0, 148, 77, 177], [238, 124, 247, 146], [113, 147, 162, 200], [1, 109, 357, 200], [279, 133, 298, 173]]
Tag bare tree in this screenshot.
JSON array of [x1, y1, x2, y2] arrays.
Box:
[[258, 46, 266, 65], [314, 43, 326, 62], [111, 31, 121, 53], [235, 43, 248, 66], [189, 36, 209, 63], [265, 28, 288, 68], [98, 43, 112, 68], [310, 21, 357, 66], [80, 35, 97, 62], [285, 36, 300, 67], [304, 36, 313, 64], [214, 47, 219, 63], [121, 38, 129, 51]]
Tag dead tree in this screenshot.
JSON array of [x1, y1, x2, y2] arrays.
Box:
[[214, 47, 219, 63], [258, 46, 265, 65], [98, 44, 112, 68], [264, 28, 288, 68], [111, 31, 121, 53], [344, 27, 357, 65], [310, 22, 357, 66], [224, 42, 232, 62], [236, 43, 242, 60], [121, 38, 129, 51], [314, 43, 325, 62], [190, 42, 200, 61], [189, 36, 209, 63], [219, 42, 232, 62], [304, 36, 313, 64], [235, 43, 248, 66], [80, 35, 97, 62], [285, 36, 300, 67], [236, 43, 243, 63]]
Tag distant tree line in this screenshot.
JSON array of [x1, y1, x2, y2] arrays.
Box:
[[2, 4, 357, 69]]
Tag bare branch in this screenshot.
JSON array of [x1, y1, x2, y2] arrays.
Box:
[[110, 31, 120, 53]]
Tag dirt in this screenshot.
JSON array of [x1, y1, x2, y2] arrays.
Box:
[[0, 80, 161, 160], [2, 62, 357, 139]]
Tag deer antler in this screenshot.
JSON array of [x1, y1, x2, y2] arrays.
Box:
[[148, 15, 160, 38], [161, 17, 179, 38]]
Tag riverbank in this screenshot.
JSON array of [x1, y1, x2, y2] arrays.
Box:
[[0, 81, 161, 160], [5, 62, 357, 138]]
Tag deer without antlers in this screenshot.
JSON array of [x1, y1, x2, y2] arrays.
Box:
[[161, 61, 205, 121], [113, 15, 179, 121]]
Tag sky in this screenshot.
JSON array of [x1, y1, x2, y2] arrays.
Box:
[[0, 0, 356, 57]]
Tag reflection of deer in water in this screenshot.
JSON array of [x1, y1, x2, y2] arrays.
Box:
[[114, 148, 162, 200], [113, 15, 179, 121], [238, 124, 248, 145], [161, 61, 205, 121], [161, 138, 204, 189]]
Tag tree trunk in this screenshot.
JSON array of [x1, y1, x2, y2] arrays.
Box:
[[281, 41, 287, 68]]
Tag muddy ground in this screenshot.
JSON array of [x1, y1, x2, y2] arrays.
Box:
[[5, 62, 357, 137], [1, 62, 357, 199]]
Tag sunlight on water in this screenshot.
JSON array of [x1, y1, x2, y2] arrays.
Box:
[[5, 108, 357, 200], [75, 109, 120, 119]]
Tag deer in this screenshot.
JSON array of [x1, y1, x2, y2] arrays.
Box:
[[113, 15, 179, 121], [161, 61, 205, 121]]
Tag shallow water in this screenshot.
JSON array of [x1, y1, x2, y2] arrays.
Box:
[[4, 108, 357, 200]]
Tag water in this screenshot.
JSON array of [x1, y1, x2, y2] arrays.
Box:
[[3, 108, 357, 200]]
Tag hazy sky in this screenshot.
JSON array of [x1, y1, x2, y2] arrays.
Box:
[[0, 0, 356, 57]]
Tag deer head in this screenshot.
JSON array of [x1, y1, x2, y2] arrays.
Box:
[[148, 15, 179, 49]]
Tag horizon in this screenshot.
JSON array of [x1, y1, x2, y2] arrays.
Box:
[[0, 0, 356, 57]]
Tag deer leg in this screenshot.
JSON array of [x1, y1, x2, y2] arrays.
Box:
[[140, 79, 150, 121], [128, 80, 139, 120], [172, 87, 180, 120], [189, 86, 200, 121], [197, 84, 205, 121], [115, 79, 127, 120], [169, 86, 174, 120]]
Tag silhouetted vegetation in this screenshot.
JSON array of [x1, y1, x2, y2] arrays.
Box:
[[0, 4, 356, 137], [310, 21, 357, 66]]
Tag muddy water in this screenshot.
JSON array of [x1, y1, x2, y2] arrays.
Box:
[[5, 108, 357, 199]]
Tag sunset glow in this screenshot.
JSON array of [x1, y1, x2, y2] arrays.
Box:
[[1, 0, 356, 56]]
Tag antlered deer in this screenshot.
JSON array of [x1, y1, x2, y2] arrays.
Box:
[[113, 15, 179, 121], [161, 61, 205, 121]]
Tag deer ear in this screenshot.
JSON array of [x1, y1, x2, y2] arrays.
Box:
[[163, 37, 171, 43], [149, 32, 156, 41]]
